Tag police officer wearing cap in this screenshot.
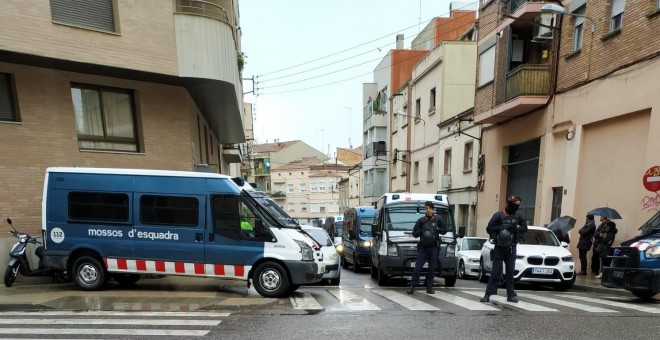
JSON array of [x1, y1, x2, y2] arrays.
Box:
[[480, 196, 528, 303], [407, 201, 447, 295]]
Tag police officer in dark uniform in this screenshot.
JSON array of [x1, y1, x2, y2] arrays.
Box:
[[407, 201, 447, 295], [480, 196, 528, 303]]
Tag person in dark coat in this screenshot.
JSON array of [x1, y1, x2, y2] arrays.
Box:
[[407, 201, 447, 295], [598, 221, 618, 276], [577, 215, 596, 275], [480, 196, 528, 303], [592, 216, 609, 277]]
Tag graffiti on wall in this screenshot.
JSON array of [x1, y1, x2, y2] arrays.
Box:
[[641, 166, 660, 212]]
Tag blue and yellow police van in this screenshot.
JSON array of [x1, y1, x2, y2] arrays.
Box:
[[41, 167, 324, 298]]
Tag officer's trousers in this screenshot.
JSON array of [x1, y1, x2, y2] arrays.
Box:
[[485, 245, 516, 297], [410, 246, 438, 287]]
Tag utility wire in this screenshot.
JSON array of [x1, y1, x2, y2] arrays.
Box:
[[257, 1, 479, 79]]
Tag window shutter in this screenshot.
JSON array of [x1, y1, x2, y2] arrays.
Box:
[[479, 46, 495, 86], [0, 73, 16, 121], [611, 0, 625, 17], [50, 0, 115, 32], [575, 14, 585, 27]]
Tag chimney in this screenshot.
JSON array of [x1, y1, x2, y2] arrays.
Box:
[[395, 34, 404, 49]]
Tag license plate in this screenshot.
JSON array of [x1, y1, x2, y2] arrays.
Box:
[[532, 268, 553, 275], [410, 262, 429, 268], [613, 270, 624, 278]]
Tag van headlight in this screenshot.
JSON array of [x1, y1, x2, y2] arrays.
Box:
[[387, 243, 398, 256], [326, 252, 339, 261], [646, 246, 660, 259], [294, 240, 314, 261], [360, 240, 372, 248], [445, 245, 455, 257]]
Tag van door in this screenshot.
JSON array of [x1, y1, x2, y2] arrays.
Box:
[[205, 195, 264, 279], [132, 193, 206, 268]]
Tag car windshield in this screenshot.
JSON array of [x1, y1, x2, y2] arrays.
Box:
[[465, 238, 486, 250], [304, 229, 333, 246], [519, 229, 560, 246], [385, 205, 454, 232], [244, 190, 298, 228], [359, 217, 374, 237], [333, 221, 343, 237]]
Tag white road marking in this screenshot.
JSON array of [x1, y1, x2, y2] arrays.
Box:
[[290, 292, 323, 310], [562, 295, 660, 314], [517, 293, 618, 313], [0, 318, 220, 326], [328, 289, 381, 310], [426, 291, 499, 311], [0, 329, 209, 336], [462, 291, 558, 312], [372, 290, 440, 310], [0, 311, 229, 317]]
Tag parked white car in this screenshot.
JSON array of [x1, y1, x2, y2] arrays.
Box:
[[479, 226, 576, 291], [301, 225, 341, 285], [456, 237, 487, 279]]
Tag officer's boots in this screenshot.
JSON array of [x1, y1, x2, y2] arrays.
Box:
[[407, 285, 415, 294], [480, 294, 490, 303], [426, 286, 435, 294]]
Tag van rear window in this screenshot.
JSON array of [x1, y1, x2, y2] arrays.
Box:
[[68, 192, 129, 223], [140, 195, 199, 226]]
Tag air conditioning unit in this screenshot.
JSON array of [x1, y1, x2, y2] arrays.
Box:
[[533, 13, 555, 42], [441, 175, 452, 189]]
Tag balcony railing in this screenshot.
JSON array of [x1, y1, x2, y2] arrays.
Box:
[[175, 0, 231, 25], [254, 167, 270, 176], [505, 64, 550, 102], [271, 191, 286, 199]]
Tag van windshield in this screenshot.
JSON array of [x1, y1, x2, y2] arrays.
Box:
[[243, 190, 298, 228], [385, 205, 455, 232], [359, 217, 374, 237]]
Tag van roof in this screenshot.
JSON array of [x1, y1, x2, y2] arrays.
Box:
[[46, 167, 234, 180], [380, 192, 449, 205]]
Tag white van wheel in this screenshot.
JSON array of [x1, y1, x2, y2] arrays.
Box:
[[252, 262, 289, 298]]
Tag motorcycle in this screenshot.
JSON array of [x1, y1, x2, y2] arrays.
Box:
[[4, 218, 69, 287]]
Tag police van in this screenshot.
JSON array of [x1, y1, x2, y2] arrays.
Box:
[[40, 167, 324, 298], [370, 193, 457, 287]]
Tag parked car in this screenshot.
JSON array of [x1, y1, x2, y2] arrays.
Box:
[[456, 237, 487, 279], [479, 226, 576, 291], [301, 225, 341, 285]]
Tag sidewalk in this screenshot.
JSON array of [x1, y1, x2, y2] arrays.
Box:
[[0, 274, 630, 312]]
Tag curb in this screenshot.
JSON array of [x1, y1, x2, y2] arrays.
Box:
[[571, 283, 632, 297]]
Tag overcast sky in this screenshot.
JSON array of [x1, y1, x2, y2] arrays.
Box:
[[240, 0, 477, 157]]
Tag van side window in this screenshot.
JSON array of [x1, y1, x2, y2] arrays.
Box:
[[68, 192, 129, 223], [212, 195, 241, 239], [140, 195, 199, 226]]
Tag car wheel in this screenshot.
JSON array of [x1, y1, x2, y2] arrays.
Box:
[[554, 272, 576, 291], [377, 265, 388, 286], [631, 289, 657, 300], [370, 262, 378, 279], [73, 256, 107, 291], [252, 261, 290, 298], [444, 274, 457, 287], [352, 254, 360, 273], [330, 275, 340, 286], [478, 259, 489, 283], [342, 254, 349, 269], [458, 260, 466, 279]]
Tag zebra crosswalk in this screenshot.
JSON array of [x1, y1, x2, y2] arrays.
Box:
[[0, 310, 230, 338], [289, 287, 660, 315]]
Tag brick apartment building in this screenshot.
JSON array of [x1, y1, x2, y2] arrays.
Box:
[[473, 0, 660, 252]]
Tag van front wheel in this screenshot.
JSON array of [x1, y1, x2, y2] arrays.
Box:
[[252, 262, 289, 298], [73, 256, 106, 291]]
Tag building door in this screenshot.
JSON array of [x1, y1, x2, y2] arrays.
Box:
[[505, 139, 540, 225]]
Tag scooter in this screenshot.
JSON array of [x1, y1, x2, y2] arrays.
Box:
[[4, 218, 69, 287]]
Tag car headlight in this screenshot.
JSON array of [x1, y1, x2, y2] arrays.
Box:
[[326, 252, 339, 261], [440, 236, 454, 243], [335, 244, 344, 253], [561, 256, 573, 262], [645, 246, 660, 259], [361, 240, 372, 248], [468, 258, 480, 263], [445, 245, 455, 257], [516, 255, 525, 260], [387, 243, 398, 256], [294, 240, 314, 261]]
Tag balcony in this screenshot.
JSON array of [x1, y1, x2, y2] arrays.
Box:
[[222, 143, 244, 163], [505, 64, 550, 101], [271, 191, 286, 199]]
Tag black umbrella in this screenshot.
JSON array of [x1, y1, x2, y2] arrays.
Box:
[[587, 207, 622, 219], [548, 215, 576, 235]]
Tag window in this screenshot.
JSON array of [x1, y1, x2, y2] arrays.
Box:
[[287, 184, 294, 193], [610, 0, 625, 32], [301, 202, 307, 211], [413, 161, 419, 184], [300, 183, 307, 192], [401, 154, 407, 175], [0, 73, 19, 122], [311, 203, 320, 213], [140, 195, 199, 226], [319, 182, 326, 192], [573, 8, 585, 51], [415, 98, 421, 117], [311, 182, 318, 192], [287, 203, 294, 212], [71, 84, 139, 152], [427, 157, 434, 181], [657, 0, 660, 10], [478, 46, 495, 86], [444, 149, 452, 175], [319, 203, 326, 213], [50, 0, 117, 32], [464, 142, 473, 171], [429, 88, 436, 112], [274, 182, 285, 193], [68, 192, 129, 223]]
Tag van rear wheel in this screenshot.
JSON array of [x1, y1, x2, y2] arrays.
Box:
[[252, 262, 289, 298], [73, 256, 106, 291]]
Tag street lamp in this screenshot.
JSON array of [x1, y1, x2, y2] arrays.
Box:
[[541, 3, 595, 33], [393, 111, 425, 125]]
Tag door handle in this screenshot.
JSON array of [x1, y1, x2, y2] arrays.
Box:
[[208, 233, 215, 242], [195, 233, 203, 242]]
